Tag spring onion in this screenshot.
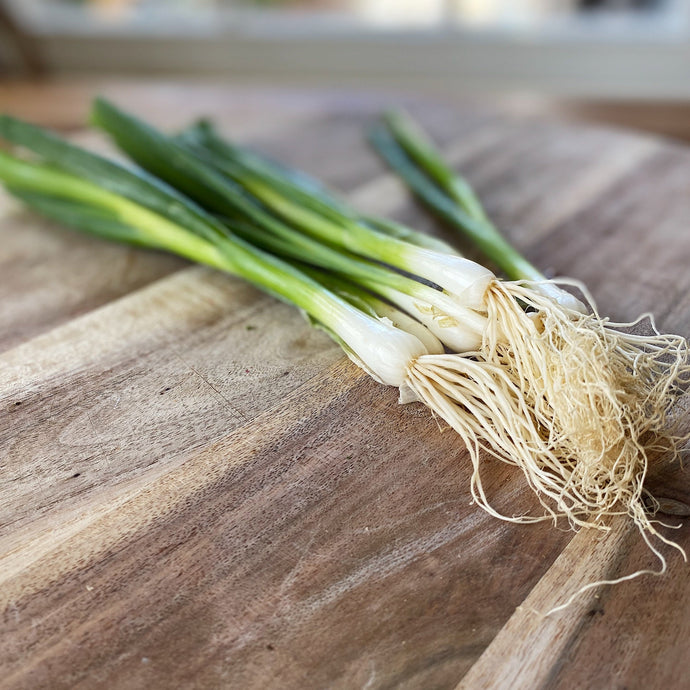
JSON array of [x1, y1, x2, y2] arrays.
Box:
[[369, 110, 586, 312]]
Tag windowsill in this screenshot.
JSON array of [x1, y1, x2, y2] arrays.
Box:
[[5, 2, 690, 99]]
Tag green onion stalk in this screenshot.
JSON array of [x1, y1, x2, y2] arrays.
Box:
[[88, 100, 690, 576]]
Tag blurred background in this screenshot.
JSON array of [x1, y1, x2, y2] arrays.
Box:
[[1, 0, 689, 99]]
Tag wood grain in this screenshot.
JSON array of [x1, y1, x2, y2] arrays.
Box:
[[0, 82, 688, 689]]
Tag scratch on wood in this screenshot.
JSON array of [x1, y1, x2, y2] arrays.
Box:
[[84, 407, 112, 471], [172, 350, 250, 424]]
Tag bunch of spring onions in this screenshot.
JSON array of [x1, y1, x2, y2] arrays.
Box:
[[1, 101, 688, 593]]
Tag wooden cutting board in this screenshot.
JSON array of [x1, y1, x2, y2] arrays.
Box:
[[1, 83, 689, 690]]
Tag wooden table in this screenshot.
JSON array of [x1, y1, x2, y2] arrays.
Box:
[[1, 81, 689, 689]]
